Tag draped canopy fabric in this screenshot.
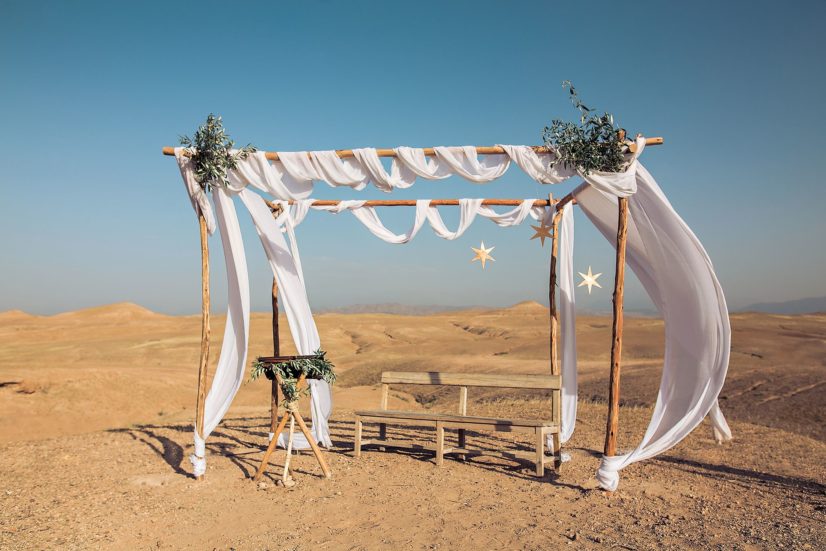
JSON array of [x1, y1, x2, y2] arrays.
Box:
[[174, 139, 731, 490], [191, 145, 575, 235], [270, 198, 550, 244]]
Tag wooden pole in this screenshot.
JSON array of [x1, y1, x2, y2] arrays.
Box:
[[270, 277, 280, 437], [548, 204, 565, 454], [162, 137, 663, 160], [604, 197, 629, 460], [268, 198, 556, 209], [194, 213, 210, 481], [548, 207, 564, 377]]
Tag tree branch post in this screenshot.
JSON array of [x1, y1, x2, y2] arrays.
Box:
[[604, 197, 629, 461], [195, 213, 211, 481]]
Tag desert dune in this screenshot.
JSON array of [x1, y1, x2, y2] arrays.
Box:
[[0, 303, 824, 549]]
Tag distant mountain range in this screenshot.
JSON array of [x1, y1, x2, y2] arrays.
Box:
[[4, 297, 825, 319], [739, 296, 826, 315], [318, 297, 826, 317], [316, 303, 485, 316]]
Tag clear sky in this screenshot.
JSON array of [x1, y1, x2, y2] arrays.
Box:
[[1, 0, 824, 315]]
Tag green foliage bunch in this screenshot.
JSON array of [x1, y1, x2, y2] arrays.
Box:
[[543, 81, 628, 174], [179, 114, 256, 191], [250, 349, 336, 404]]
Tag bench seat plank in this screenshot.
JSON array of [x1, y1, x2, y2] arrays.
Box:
[[356, 409, 558, 428], [381, 371, 560, 389]]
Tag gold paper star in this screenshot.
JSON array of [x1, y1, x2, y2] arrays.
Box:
[[471, 241, 495, 269], [530, 221, 553, 247], [578, 266, 602, 294]]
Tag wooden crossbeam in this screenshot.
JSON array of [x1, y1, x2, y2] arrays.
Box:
[[265, 196, 578, 211], [268, 198, 557, 209], [162, 137, 663, 160]]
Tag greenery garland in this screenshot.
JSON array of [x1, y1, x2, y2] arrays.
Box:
[[543, 81, 629, 175], [179, 114, 256, 192], [250, 349, 336, 405]]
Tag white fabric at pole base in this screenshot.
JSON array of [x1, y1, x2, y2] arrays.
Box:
[[190, 433, 206, 477], [596, 455, 622, 491]]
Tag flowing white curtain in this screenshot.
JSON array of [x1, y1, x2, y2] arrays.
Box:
[[239, 190, 332, 449], [557, 205, 577, 444], [183, 182, 251, 477], [573, 158, 732, 491]]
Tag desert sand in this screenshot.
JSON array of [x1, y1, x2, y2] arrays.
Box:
[[0, 302, 824, 549]]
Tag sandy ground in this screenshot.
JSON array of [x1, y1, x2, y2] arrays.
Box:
[[0, 303, 824, 549]]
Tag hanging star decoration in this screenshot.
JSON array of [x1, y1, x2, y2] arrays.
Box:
[[578, 266, 602, 294], [529, 220, 553, 247], [471, 241, 495, 269]]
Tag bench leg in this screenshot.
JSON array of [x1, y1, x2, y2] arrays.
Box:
[[552, 432, 562, 473], [379, 422, 386, 440], [354, 418, 363, 458], [435, 421, 445, 466], [535, 427, 545, 477], [457, 428, 466, 460]]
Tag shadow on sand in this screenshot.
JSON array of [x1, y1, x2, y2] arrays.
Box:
[[107, 416, 826, 500], [653, 455, 826, 501], [108, 415, 585, 487]]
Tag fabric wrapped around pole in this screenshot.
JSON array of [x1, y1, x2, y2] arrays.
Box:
[[175, 148, 217, 234]]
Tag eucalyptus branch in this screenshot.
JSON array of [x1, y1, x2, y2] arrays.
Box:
[[179, 114, 256, 192], [542, 81, 629, 174]]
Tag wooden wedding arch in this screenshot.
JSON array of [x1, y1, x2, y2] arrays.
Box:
[[162, 135, 664, 481]]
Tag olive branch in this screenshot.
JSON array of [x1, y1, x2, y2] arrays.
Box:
[[543, 81, 629, 174], [179, 114, 256, 192], [250, 350, 336, 405]]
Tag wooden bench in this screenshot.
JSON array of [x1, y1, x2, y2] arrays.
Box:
[[354, 371, 562, 476]]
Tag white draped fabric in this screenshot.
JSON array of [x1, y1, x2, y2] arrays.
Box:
[[557, 205, 577, 444], [174, 139, 732, 491], [187, 184, 250, 477], [196, 146, 573, 234], [570, 146, 732, 491], [176, 149, 330, 477], [239, 190, 332, 449], [273, 198, 548, 244]]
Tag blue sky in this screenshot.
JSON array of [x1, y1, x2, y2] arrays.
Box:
[[1, 0, 824, 315]]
